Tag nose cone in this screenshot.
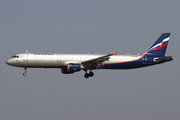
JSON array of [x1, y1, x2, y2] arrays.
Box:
[[6, 59, 11, 65]]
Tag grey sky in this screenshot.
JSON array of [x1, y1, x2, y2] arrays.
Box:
[[0, 0, 180, 120]]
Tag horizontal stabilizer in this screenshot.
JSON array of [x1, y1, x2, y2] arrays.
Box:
[[154, 56, 173, 62]]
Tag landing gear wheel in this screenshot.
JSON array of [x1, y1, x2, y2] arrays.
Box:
[[23, 67, 27, 76], [89, 72, 94, 77], [84, 73, 89, 78], [23, 73, 27, 76]]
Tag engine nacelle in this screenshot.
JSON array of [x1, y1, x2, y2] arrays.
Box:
[[61, 63, 81, 74], [61, 68, 74, 74], [67, 63, 81, 72]]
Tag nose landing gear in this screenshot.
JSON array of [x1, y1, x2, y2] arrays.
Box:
[[23, 67, 27, 76], [84, 70, 94, 78]]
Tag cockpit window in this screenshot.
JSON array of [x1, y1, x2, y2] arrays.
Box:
[[11, 55, 19, 58]]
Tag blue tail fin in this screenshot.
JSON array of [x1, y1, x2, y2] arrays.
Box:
[[145, 33, 170, 57]]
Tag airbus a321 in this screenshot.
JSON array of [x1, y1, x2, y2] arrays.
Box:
[[6, 33, 173, 78]]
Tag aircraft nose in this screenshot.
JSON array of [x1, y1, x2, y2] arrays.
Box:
[[6, 59, 11, 65]]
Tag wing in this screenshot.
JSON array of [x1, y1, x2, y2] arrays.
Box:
[[81, 52, 117, 70]]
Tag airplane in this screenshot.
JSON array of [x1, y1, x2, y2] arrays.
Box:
[[6, 33, 173, 78]]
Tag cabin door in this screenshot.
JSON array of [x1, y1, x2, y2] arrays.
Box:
[[57, 54, 61, 62], [142, 55, 147, 64], [24, 53, 28, 62]]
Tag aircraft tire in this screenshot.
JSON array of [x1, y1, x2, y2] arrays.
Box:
[[84, 73, 89, 78], [89, 72, 94, 77]]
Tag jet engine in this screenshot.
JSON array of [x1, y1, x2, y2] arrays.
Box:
[[61, 63, 81, 74]]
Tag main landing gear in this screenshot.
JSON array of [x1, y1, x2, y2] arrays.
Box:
[[84, 70, 94, 78], [23, 67, 27, 76]]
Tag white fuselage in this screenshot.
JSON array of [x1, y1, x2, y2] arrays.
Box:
[[6, 52, 142, 68]]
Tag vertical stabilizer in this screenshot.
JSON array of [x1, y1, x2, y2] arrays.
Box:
[[146, 33, 170, 56]]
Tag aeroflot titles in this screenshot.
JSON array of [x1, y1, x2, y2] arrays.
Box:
[[33, 53, 54, 55]]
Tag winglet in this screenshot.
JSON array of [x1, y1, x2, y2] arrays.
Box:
[[113, 52, 117, 56]]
